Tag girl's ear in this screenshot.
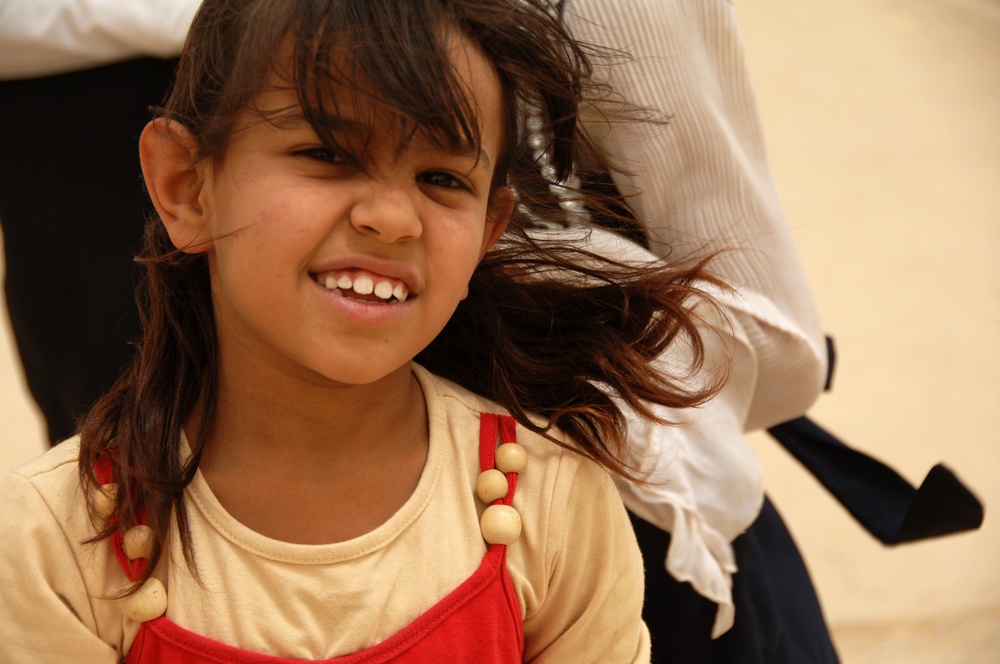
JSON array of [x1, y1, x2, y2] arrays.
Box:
[[139, 119, 213, 254], [480, 187, 514, 258]]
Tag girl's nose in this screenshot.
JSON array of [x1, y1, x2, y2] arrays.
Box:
[[349, 184, 422, 243]]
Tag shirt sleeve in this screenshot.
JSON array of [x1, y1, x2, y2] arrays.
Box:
[[520, 457, 651, 663], [564, 0, 827, 430], [0, 0, 201, 79], [543, 226, 762, 636], [0, 470, 119, 662]]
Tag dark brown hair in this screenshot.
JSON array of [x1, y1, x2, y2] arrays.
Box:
[[79, 0, 726, 590]]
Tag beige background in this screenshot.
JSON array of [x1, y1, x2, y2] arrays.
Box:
[[1, 0, 998, 661], [740, 0, 1000, 660]]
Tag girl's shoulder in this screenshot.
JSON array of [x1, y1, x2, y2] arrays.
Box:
[[1, 437, 86, 514], [415, 363, 599, 473], [0, 437, 100, 569], [0, 438, 130, 660], [415, 362, 622, 541], [413, 366, 650, 661]]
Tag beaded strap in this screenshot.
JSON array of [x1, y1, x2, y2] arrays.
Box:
[[476, 414, 525, 546], [91, 456, 166, 623]]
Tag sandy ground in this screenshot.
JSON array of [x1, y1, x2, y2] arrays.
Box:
[[1, 0, 998, 661]]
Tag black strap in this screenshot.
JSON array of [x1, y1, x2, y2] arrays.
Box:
[[767, 336, 982, 544], [766, 416, 983, 544]]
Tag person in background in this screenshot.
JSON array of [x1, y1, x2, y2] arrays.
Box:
[[564, 0, 839, 661], [0, 1, 202, 444]]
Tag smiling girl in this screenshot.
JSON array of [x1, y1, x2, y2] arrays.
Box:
[[0, 0, 725, 661]]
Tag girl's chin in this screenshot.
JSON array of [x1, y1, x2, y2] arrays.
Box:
[[311, 360, 415, 389]]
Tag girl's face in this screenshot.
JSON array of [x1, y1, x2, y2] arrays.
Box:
[[175, 36, 510, 389]]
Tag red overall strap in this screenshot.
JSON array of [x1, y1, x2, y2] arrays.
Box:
[[479, 413, 519, 508], [125, 414, 525, 663], [95, 455, 148, 581]]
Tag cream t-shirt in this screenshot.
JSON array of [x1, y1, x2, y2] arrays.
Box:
[[0, 365, 650, 662]]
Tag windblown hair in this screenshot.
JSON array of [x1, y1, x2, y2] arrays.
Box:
[[78, 0, 727, 591]]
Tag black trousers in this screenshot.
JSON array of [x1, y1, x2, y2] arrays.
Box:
[[0, 58, 177, 444], [632, 497, 840, 663]]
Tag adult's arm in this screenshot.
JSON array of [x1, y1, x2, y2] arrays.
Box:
[[565, 0, 827, 430], [0, 0, 200, 79]]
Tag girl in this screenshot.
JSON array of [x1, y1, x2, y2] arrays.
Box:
[[0, 0, 723, 661]]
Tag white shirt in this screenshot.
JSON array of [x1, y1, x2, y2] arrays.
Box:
[[565, 0, 827, 636], [0, 0, 201, 79]]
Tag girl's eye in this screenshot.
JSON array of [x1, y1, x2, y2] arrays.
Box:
[[417, 171, 468, 190], [295, 147, 342, 163]]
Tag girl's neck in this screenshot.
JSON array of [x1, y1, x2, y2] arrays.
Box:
[[209, 365, 423, 463], [194, 364, 430, 543]]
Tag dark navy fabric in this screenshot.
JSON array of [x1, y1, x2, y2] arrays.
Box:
[[632, 499, 840, 664]]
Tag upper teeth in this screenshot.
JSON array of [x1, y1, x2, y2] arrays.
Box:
[[322, 273, 409, 302], [353, 275, 374, 295]]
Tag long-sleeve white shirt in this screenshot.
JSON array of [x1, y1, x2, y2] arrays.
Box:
[[565, 0, 827, 636]]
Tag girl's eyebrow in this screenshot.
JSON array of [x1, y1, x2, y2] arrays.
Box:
[[271, 110, 491, 170], [267, 110, 364, 133]]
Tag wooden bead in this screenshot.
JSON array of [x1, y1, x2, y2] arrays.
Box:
[[124, 577, 167, 623], [475, 469, 509, 504], [124, 525, 154, 560], [480, 504, 522, 545], [93, 484, 118, 519], [495, 444, 526, 474]]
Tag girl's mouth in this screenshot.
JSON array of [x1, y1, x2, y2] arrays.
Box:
[[311, 270, 410, 304]]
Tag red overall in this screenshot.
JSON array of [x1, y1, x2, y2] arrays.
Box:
[[98, 414, 524, 663]]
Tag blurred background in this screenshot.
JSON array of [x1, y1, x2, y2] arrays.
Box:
[[1, 0, 997, 661], [740, 0, 999, 661]]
